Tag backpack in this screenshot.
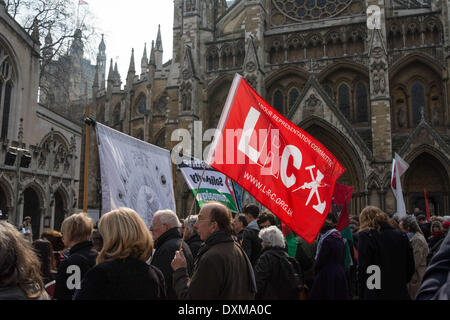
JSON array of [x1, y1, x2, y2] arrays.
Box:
[[267, 251, 308, 300]]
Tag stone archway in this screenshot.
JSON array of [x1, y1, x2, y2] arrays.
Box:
[[299, 117, 366, 215], [23, 187, 41, 240], [403, 152, 450, 216], [54, 188, 68, 231]]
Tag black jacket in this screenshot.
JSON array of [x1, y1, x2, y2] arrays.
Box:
[[416, 231, 450, 300], [357, 223, 415, 300], [185, 233, 203, 261], [73, 258, 166, 300], [254, 246, 302, 300], [151, 227, 194, 300], [242, 222, 262, 267], [53, 241, 97, 300]]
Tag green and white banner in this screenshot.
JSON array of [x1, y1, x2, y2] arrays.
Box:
[[179, 158, 238, 212]]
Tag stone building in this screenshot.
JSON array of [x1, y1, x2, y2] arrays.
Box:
[[85, 0, 450, 218], [0, 3, 82, 239]]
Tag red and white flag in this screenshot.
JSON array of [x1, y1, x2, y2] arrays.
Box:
[[391, 153, 409, 217], [206, 74, 345, 243]]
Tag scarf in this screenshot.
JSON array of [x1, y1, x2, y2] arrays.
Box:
[[315, 228, 339, 261]]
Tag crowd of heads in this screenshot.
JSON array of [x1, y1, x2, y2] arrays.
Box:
[[1, 200, 449, 300]]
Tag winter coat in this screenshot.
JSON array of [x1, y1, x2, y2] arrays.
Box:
[[254, 246, 303, 300], [295, 236, 317, 290], [408, 232, 429, 299], [241, 220, 262, 267], [173, 230, 256, 300], [357, 222, 415, 300], [416, 231, 450, 300], [309, 230, 349, 300], [185, 233, 203, 261], [53, 241, 98, 300], [420, 222, 431, 240], [73, 258, 166, 300], [151, 227, 193, 300], [427, 232, 446, 265]]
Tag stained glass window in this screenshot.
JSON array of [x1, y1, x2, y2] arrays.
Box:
[[272, 0, 354, 21], [273, 90, 284, 114], [1, 82, 11, 139], [356, 82, 368, 122], [289, 88, 299, 110], [113, 104, 121, 125], [338, 83, 350, 120], [137, 95, 146, 114]]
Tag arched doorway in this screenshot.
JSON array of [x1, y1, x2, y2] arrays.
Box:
[[23, 187, 41, 240], [404, 152, 450, 216], [54, 190, 66, 231], [299, 118, 365, 215]]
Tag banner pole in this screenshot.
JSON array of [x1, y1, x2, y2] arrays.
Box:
[[179, 165, 207, 251], [83, 104, 91, 213]]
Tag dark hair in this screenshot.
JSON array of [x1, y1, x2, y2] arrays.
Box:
[[209, 204, 233, 235], [40, 230, 65, 251], [32, 239, 53, 284], [257, 212, 277, 227], [91, 230, 103, 252], [237, 214, 248, 227], [417, 214, 426, 222], [242, 204, 259, 219]]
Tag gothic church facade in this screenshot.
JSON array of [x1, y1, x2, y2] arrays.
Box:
[[86, 0, 450, 217]]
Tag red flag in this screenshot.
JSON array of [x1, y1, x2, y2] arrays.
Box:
[[334, 183, 354, 231], [206, 74, 345, 243], [424, 189, 430, 222]]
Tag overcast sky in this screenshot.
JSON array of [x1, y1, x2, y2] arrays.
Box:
[[83, 0, 174, 81]]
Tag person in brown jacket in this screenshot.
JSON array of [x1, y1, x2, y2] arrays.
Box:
[[171, 202, 256, 299]]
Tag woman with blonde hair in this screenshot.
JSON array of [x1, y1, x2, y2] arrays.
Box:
[[0, 221, 49, 299], [54, 213, 98, 300], [357, 206, 415, 300], [74, 207, 166, 300]]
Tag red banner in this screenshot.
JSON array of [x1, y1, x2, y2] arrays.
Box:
[[334, 183, 354, 232], [207, 74, 345, 243]]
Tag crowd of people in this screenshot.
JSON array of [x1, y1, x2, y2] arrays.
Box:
[[0, 202, 449, 300]]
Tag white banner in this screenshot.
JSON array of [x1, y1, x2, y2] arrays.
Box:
[[96, 123, 176, 227]]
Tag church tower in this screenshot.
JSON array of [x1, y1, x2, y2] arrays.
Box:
[[97, 34, 107, 90]]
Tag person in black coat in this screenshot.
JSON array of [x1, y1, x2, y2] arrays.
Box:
[[183, 215, 203, 260], [150, 210, 194, 300], [241, 204, 262, 267], [232, 214, 248, 244], [416, 230, 450, 300], [54, 213, 97, 300], [357, 206, 415, 300], [309, 214, 349, 300], [254, 226, 303, 300], [74, 208, 166, 300]]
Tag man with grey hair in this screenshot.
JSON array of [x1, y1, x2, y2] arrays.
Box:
[[254, 225, 304, 299], [183, 215, 203, 260], [150, 209, 194, 300]]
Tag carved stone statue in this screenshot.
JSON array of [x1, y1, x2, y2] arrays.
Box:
[[397, 107, 406, 128], [432, 105, 440, 126]]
